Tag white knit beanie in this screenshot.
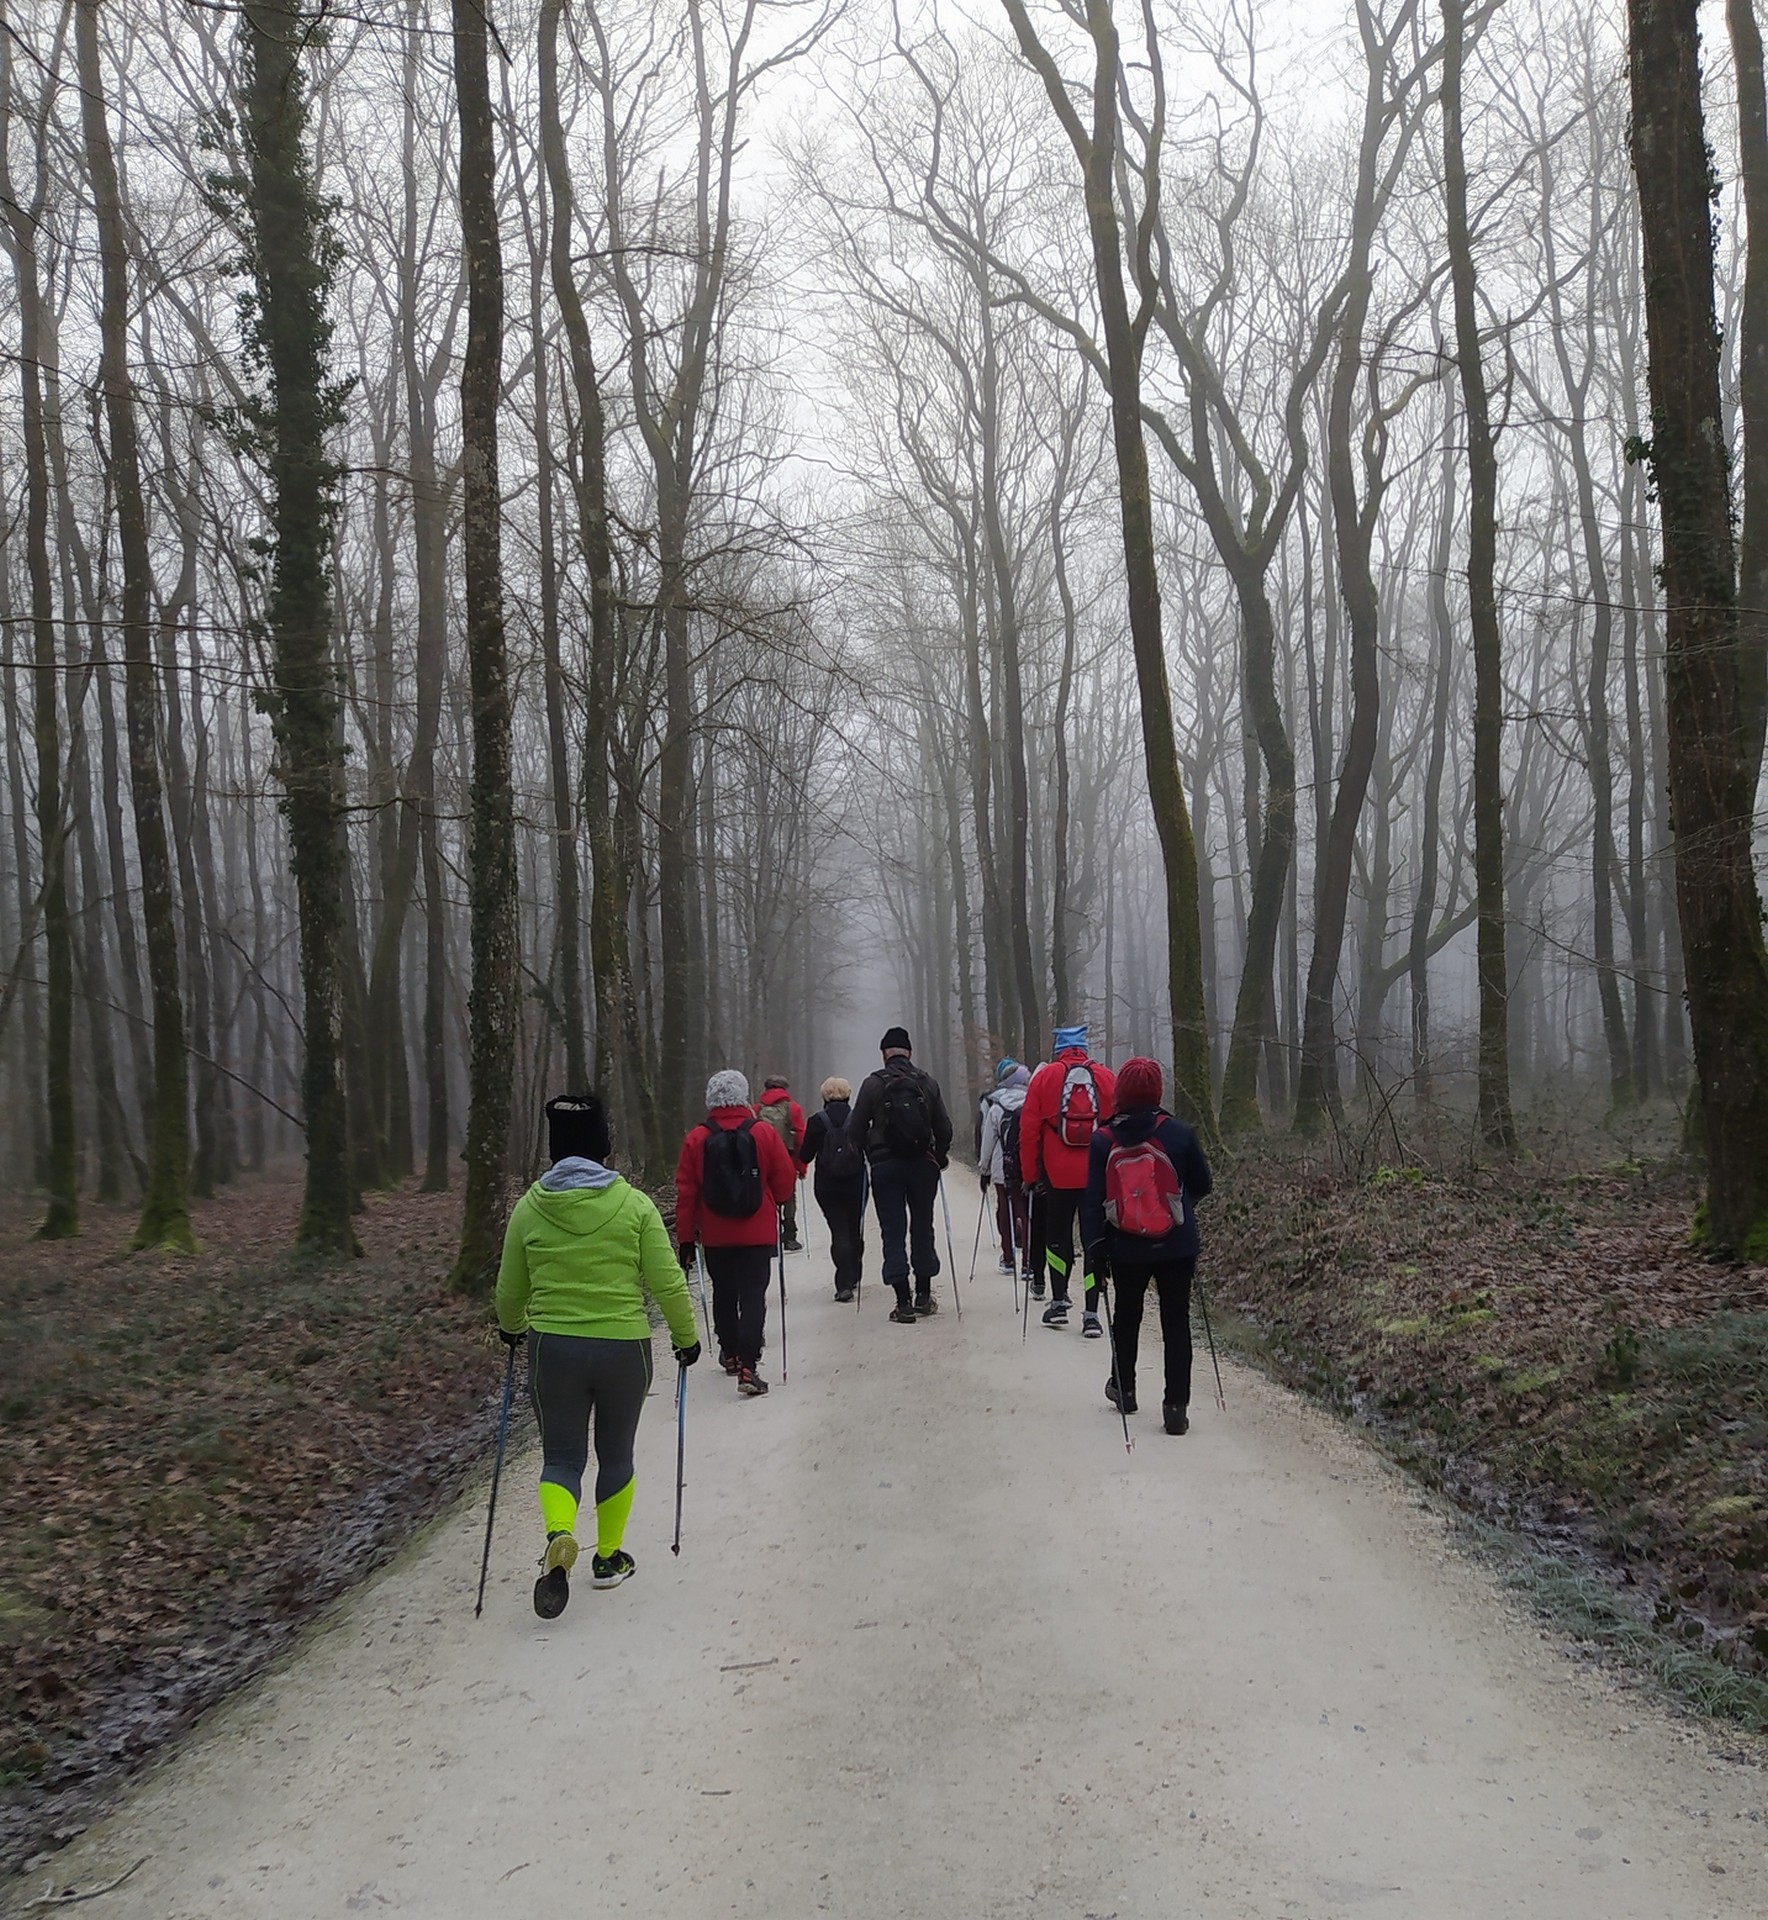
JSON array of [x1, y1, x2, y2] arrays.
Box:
[[706, 1069, 750, 1109]]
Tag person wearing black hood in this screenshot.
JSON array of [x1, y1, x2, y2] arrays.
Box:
[[1082, 1055, 1212, 1435], [800, 1075, 866, 1301], [847, 1027, 954, 1322]]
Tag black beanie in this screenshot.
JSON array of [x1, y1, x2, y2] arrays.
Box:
[[879, 1025, 912, 1053], [546, 1092, 612, 1164]]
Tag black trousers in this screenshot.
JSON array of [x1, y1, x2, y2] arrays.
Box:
[[526, 1331, 652, 1506], [1108, 1257, 1195, 1410], [869, 1155, 941, 1290], [1032, 1184, 1098, 1307], [706, 1243, 773, 1366], [994, 1179, 1030, 1268], [816, 1173, 865, 1292]]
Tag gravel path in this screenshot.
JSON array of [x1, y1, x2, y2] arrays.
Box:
[[20, 1181, 1763, 1918]]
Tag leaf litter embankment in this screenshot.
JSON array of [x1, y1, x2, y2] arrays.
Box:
[[0, 1177, 504, 1878], [1212, 1149, 1768, 1726]]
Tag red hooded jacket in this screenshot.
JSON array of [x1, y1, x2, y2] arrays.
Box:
[[1021, 1049, 1117, 1191], [675, 1107, 797, 1247]]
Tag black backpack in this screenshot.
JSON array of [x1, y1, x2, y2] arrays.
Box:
[[701, 1118, 763, 1217], [879, 1071, 934, 1158], [998, 1101, 1024, 1185], [817, 1105, 862, 1181]]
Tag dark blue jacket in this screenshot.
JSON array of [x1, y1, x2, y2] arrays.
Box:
[[1081, 1109, 1213, 1268]]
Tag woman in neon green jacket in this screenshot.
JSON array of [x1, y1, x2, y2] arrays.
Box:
[[496, 1093, 700, 1618]]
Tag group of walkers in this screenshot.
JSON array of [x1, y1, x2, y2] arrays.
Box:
[[493, 1021, 1210, 1618]]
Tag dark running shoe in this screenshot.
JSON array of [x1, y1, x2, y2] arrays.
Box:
[[914, 1291, 937, 1316], [997, 1254, 1014, 1275], [1105, 1380, 1138, 1416], [738, 1366, 770, 1397], [533, 1531, 578, 1618], [1164, 1404, 1189, 1436], [1082, 1311, 1103, 1339], [591, 1548, 636, 1588], [1029, 1276, 1046, 1300], [784, 1236, 803, 1253], [719, 1350, 740, 1375], [888, 1303, 918, 1325], [1042, 1299, 1069, 1329], [835, 1286, 855, 1302]]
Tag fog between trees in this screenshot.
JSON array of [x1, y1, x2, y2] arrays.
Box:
[[3, 0, 1767, 1277]]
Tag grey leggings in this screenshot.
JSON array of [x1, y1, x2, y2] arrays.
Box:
[[527, 1331, 653, 1506]]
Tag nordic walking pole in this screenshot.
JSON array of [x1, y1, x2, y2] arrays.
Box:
[[1005, 1189, 1021, 1318], [936, 1173, 963, 1319], [694, 1244, 713, 1350], [475, 1340, 519, 1618], [1099, 1279, 1133, 1454], [671, 1360, 688, 1556], [778, 1235, 789, 1382], [968, 1195, 985, 1290], [856, 1162, 869, 1314], [1197, 1277, 1226, 1411]]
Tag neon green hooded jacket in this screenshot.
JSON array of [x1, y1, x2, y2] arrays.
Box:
[[495, 1168, 698, 1346]]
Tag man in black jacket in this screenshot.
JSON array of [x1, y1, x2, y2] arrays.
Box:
[[848, 1026, 954, 1323], [1082, 1055, 1212, 1434]]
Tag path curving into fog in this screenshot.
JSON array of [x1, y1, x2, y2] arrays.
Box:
[[25, 1182, 1762, 1919]]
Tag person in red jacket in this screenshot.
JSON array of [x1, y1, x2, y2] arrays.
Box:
[[1021, 1025, 1116, 1335], [675, 1070, 796, 1396], [756, 1076, 807, 1251]]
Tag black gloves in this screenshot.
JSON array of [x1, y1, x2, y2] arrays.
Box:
[[979, 1172, 992, 1193], [678, 1242, 696, 1272], [674, 1340, 702, 1368], [498, 1327, 523, 1350]]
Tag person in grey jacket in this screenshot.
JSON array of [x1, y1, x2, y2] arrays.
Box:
[[978, 1062, 1031, 1276]]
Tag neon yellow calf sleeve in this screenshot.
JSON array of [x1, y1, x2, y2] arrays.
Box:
[[538, 1480, 579, 1538], [595, 1476, 635, 1557]]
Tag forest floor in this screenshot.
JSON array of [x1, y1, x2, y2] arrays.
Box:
[[1210, 1132, 1768, 1722], [0, 1173, 496, 1878]]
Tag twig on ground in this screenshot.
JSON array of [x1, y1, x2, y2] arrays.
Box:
[[25, 1856, 148, 1907]]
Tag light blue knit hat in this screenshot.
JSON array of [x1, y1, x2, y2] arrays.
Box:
[[995, 1057, 1018, 1083], [1053, 1024, 1088, 1053]]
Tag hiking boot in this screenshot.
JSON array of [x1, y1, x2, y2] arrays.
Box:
[[737, 1366, 770, 1397], [889, 1289, 918, 1324], [533, 1531, 578, 1619], [1041, 1299, 1069, 1329], [1082, 1311, 1103, 1339], [914, 1289, 937, 1316], [1029, 1275, 1046, 1300], [835, 1287, 855, 1303], [1163, 1404, 1189, 1436], [719, 1350, 740, 1375], [591, 1548, 636, 1588], [1105, 1380, 1138, 1416]]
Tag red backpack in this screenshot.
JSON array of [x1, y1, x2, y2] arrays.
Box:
[[1058, 1062, 1101, 1148], [1103, 1120, 1184, 1239]]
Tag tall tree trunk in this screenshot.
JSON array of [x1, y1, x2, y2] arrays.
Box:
[[1001, 0, 1213, 1131], [241, 0, 355, 1254], [1729, 0, 1768, 789], [1442, 0, 1517, 1150], [0, 27, 78, 1236], [537, 0, 657, 1168], [1627, 0, 1768, 1254], [450, 0, 518, 1287], [1411, 417, 1455, 1110], [72, 0, 194, 1249]]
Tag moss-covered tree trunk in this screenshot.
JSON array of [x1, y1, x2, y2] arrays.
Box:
[[449, 0, 518, 1289], [1628, 0, 1768, 1256], [240, 0, 355, 1255]]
